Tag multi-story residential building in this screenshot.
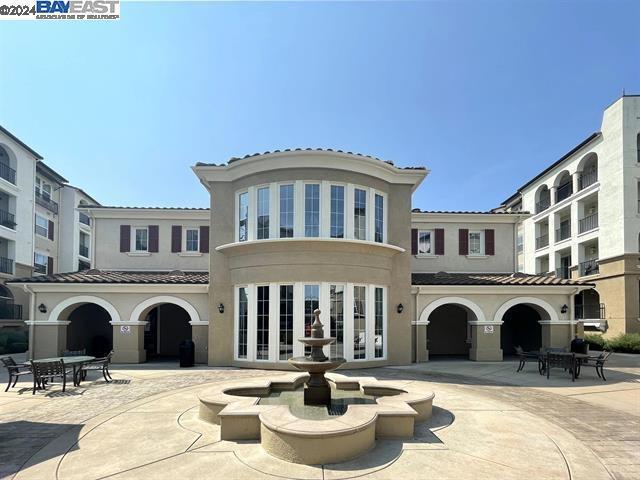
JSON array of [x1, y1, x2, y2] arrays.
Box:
[[499, 95, 640, 337], [12, 149, 590, 364], [0, 126, 99, 331]]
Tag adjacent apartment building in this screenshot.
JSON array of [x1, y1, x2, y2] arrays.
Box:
[[0, 126, 99, 330], [7, 94, 639, 366]]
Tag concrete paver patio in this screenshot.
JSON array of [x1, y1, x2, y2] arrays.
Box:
[[0, 355, 638, 480]]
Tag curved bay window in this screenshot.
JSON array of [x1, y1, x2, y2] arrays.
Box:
[[235, 182, 386, 243], [234, 283, 387, 363]]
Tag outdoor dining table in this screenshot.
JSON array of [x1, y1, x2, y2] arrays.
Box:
[[28, 356, 96, 386], [532, 351, 591, 378]]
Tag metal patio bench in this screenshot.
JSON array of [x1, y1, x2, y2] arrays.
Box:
[[1, 356, 33, 392], [77, 351, 113, 384], [545, 352, 576, 381], [30, 359, 72, 394], [514, 346, 541, 372], [579, 351, 612, 381]]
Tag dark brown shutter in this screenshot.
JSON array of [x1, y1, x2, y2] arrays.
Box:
[[411, 229, 418, 255], [48, 220, 54, 241], [171, 226, 182, 253], [435, 228, 445, 255], [120, 225, 131, 252], [148, 225, 159, 253], [485, 229, 495, 255], [200, 226, 210, 253], [459, 229, 469, 255], [47, 256, 53, 274]]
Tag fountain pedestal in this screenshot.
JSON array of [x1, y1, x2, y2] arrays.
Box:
[[288, 309, 346, 406]]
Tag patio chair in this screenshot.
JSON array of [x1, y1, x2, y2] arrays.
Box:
[[77, 351, 113, 383], [62, 349, 86, 357], [545, 352, 576, 381], [1, 356, 33, 392], [580, 351, 612, 381], [30, 360, 72, 394], [514, 346, 540, 372]]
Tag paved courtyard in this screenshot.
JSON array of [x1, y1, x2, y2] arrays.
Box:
[[1, 355, 639, 480]]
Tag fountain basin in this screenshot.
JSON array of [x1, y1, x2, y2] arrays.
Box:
[[288, 356, 346, 373], [198, 372, 435, 464]]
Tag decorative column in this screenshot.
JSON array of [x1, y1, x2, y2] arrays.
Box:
[[540, 321, 575, 349], [190, 320, 209, 364], [25, 321, 69, 358], [111, 321, 146, 363], [468, 321, 503, 361], [415, 323, 429, 362]]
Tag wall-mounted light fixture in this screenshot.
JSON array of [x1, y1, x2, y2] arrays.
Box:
[[38, 303, 47, 313], [397, 303, 404, 314], [218, 303, 225, 314], [560, 304, 568, 314]]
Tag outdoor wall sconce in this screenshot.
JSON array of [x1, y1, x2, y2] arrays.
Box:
[[218, 303, 225, 314], [38, 303, 47, 313], [397, 303, 404, 314], [560, 304, 568, 314]]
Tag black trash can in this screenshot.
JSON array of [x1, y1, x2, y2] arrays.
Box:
[[571, 336, 588, 355], [179, 339, 195, 368]]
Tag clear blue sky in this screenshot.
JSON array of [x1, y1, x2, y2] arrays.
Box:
[[1, 0, 638, 210]]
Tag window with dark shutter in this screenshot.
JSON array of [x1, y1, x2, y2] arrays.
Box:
[[171, 226, 182, 253], [485, 229, 495, 255], [200, 226, 210, 253], [148, 225, 159, 253], [47, 256, 53, 275], [411, 229, 418, 255], [435, 228, 445, 255], [120, 225, 131, 252], [48, 220, 54, 241], [459, 229, 469, 255]]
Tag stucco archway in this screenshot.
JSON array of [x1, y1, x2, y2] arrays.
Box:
[[129, 295, 201, 324], [418, 296, 486, 324], [48, 295, 121, 323], [493, 296, 558, 323]]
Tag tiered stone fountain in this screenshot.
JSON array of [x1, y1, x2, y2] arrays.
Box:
[[287, 309, 346, 405]]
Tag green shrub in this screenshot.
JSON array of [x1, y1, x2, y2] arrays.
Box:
[[584, 333, 605, 351], [0, 331, 27, 346], [605, 333, 640, 354], [7, 342, 27, 353]]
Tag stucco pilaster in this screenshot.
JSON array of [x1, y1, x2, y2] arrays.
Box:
[[468, 323, 502, 361], [112, 323, 146, 363]]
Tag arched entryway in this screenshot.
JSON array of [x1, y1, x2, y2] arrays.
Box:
[[421, 298, 483, 359], [130, 296, 197, 360], [48, 296, 119, 357], [500, 304, 542, 355]]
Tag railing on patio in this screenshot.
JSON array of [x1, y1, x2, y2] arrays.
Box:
[[578, 170, 598, 190], [0, 163, 17, 185], [79, 212, 91, 226], [535, 199, 551, 214], [579, 259, 599, 277], [555, 182, 573, 203], [79, 245, 89, 258], [555, 266, 570, 279], [35, 191, 59, 214], [0, 209, 16, 230], [578, 213, 598, 233], [78, 260, 91, 271], [555, 222, 571, 242], [536, 235, 549, 249], [575, 303, 605, 320], [0, 302, 22, 320], [0, 257, 14, 275], [34, 263, 46, 274]]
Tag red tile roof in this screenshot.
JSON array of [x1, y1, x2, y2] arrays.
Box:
[[8, 270, 209, 284], [412, 272, 593, 287]]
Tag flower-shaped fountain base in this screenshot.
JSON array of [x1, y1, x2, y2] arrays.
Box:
[[287, 309, 346, 405]]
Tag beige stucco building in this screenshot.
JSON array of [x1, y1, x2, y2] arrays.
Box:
[[9, 148, 594, 365]]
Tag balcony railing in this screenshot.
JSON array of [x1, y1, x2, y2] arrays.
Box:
[[579, 170, 598, 190], [575, 303, 605, 320], [0, 302, 22, 320], [34, 263, 46, 274], [555, 222, 571, 242], [579, 213, 598, 233], [79, 245, 89, 258], [555, 266, 570, 279], [535, 235, 549, 249], [0, 163, 17, 185], [35, 191, 58, 214], [0, 257, 14, 275], [0, 209, 16, 230], [580, 259, 599, 276], [79, 212, 91, 226], [78, 260, 91, 271], [535, 199, 551, 214], [555, 182, 573, 203]]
